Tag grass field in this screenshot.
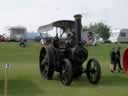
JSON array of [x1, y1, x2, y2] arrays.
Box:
[[0, 42, 128, 96]]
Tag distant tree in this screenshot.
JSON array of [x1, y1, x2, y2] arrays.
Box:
[[88, 22, 110, 41], [82, 26, 89, 31]]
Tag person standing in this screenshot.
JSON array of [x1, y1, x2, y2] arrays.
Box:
[[114, 47, 122, 72], [19, 39, 26, 48], [110, 48, 116, 72]]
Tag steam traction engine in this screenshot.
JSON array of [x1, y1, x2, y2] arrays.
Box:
[[39, 14, 101, 86]]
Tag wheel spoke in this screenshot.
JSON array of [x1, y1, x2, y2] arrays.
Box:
[[41, 54, 48, 65], [91, 61, 95, 68]]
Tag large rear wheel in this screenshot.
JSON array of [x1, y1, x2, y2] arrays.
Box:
[[39, 47, 54, 80]]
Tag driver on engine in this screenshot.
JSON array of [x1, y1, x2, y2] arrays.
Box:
[[66, 32, 75, 47]]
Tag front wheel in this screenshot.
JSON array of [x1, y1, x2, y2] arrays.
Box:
[[86, 58, 101, 84], [60, 59, 73, 86]]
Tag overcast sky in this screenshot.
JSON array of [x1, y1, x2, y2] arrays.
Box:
[[0, 0, 128, 34]]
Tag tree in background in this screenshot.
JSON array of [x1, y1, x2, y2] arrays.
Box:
[[83, 22, 110, 41]]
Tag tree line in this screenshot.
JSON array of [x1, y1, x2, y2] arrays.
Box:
[[83, 22, 111, 41]]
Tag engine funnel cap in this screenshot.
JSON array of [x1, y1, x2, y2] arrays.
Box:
[[74, 14, 82, 19]]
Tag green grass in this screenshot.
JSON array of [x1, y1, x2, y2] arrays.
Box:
[[0, 42, 128, 96]]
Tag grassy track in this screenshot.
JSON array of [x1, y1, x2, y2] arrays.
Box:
[[0, 42, 128, 96]]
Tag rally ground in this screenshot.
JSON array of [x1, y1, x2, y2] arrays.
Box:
[[0, 42, 128, 96]]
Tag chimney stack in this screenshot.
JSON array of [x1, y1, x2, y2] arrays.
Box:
[[74, 14, 82, 45]]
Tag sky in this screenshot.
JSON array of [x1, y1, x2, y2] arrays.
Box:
[[0, 0, 128, 34]]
